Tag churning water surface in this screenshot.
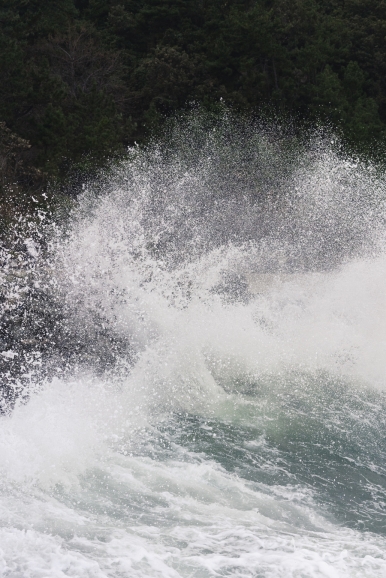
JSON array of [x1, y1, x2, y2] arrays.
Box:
[[1, 116, 386, 577]]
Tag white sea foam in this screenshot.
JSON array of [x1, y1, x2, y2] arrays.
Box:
[[0, 452, 386, 577]]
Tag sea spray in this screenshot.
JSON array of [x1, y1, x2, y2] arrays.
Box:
[[0, 113, 386, 576]]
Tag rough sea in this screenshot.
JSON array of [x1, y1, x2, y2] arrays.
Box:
[[1, 115, 386, 577]]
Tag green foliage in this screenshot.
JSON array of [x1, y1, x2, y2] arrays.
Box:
[[2, 0, 386, 205]]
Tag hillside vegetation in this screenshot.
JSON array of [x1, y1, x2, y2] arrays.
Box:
[[1, 0, 386, 214]]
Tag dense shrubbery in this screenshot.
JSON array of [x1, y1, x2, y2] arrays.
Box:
[[1, 0, 386, 209]]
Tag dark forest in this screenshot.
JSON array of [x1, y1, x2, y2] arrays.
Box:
[[1, 0, 386, 220]]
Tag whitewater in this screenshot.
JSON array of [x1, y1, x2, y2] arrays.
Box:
[[1, 115, 386, 577]]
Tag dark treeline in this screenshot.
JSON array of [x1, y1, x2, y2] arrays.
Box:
[[1, 0, 386, 216]]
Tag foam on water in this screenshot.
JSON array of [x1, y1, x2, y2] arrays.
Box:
[[1, 113, 386, 576]]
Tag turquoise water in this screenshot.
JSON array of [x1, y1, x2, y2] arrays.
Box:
[[1, 373, 386, 577]]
